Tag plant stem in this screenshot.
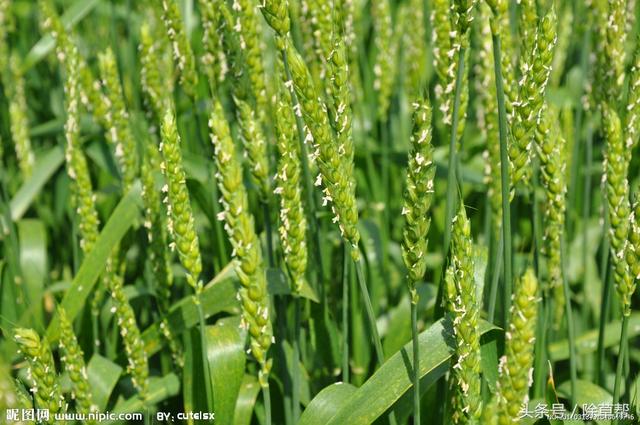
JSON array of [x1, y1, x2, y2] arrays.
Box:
[[263, 382, 272, 425], [491, 32, 513, 324], [596, 215, 612, 386], [612, 315, 629, 425], [292, 298, 301, 422], [442, 47, 466, 256], [196, 298, 214, 413], [487, 225, 504, 324], [582, 123, 593, 322], [410, 300, 420, 425], [560, 235, 577, 404], [262, 201, 275, 267], [353, 254, 384, 367], [533, 295, 549, 398], [342, 244, 350, 383]]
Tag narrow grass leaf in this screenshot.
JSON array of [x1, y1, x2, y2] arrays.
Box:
[[86, 354, 123, 410], [108, 374, 180, 421], [304, 319, 498, 425], [549, 313, 640, 360], [207, 317, 246, 425], [557, 380, 611, 425], [233, 375, 261, 425], [10, 146, 64, 221], [298, 383, 358, 425]]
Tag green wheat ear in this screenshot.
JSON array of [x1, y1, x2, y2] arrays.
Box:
[[7, 53, 34, 179], [14, 329, 64, 421], [159, 0, 198, 97], [625, 36, 640, 156], [285, 37, 361, 259], [58, 308, 96, 420], [431, 0, 471, 140], [0, 362, 33, 422], [535, 105, 567, 326], [0, 0, 10, 76], [495, 268, 539, 423], [61, 44, 100, 256], [198, 0, 228, 89], [402, 98, 435, 302], [209, 100, 273, 386], [509, 6, 557, 189], [106, 261, 150, 396], [98, 47, 138, 191], [259, 0, 290, 37], [235, 99, 271, 200], [371, 0, 396, 120], [139, 21, 174, 123], [603, 104, 634, 316], [232, 0, 270, 115], [274, 93, 309, 294], [445, 205, 481, 424], [159, 109, 203, 294]]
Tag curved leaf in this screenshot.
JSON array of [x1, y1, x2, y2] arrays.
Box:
[[208, 317, 246, 425], [86, 354, 123, 410], [549, 313, 640, 360], [10, 147, 64, 221], [107, 373, 180, 423], [557, 380, 612, 425], [298, 383, 357, 425], [234, 375, 261, 425], [302, 319, 497, 425]]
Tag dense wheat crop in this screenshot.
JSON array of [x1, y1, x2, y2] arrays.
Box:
[[1, 0, 640, 424]]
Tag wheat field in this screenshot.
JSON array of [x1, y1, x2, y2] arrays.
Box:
[[0, 0, 639, 424]]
